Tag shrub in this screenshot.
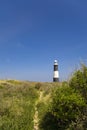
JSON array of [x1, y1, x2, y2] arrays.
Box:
[[35, 82, 42, 90], [69, 64, 87, 101], [40, 85, 86, 130]]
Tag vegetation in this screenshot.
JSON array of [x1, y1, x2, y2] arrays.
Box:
[[39, 65, 87, 130], [0, 64, 87, 130], [69, 64, 87, 101], [0, 81, 38, 130]]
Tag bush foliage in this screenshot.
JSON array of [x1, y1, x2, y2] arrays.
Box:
[[69, 64, 87, 101], [40, 64, 87, 130]]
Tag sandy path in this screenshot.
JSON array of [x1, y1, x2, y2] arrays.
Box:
[[33, 91, 43, 130]]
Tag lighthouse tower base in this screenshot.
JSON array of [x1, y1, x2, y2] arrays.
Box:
[[53, 78, 59, 82]]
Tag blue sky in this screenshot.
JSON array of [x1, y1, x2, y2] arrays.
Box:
[[0, 0, 87, 82]]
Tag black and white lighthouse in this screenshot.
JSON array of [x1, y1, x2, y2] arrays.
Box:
[[53, 60, 59, 82]]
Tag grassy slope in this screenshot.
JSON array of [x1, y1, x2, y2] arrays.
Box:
[[0, 80, 60, 130], [0, 80, 39, 130]]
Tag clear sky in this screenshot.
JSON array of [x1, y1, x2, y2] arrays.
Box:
[[0, 0, 87, 82]]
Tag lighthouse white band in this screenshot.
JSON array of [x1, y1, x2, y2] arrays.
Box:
[[53, 71, 59, 78]]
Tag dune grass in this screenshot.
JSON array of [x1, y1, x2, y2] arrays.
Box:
[[0, 80, 39, 130], [0, 80, 57, 130]]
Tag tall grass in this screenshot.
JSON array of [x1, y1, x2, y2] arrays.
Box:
[[0, 81, 38, 130]]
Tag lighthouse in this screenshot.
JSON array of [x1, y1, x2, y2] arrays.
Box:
[[53, 60, 59, 82]]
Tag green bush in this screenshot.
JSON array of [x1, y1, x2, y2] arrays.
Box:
[[40, 64, 87, 130], [69, 64, 87, 100]]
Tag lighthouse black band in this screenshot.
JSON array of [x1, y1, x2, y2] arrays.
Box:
[[53, 78, 59, 82], [54, 65, 58, 71]]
